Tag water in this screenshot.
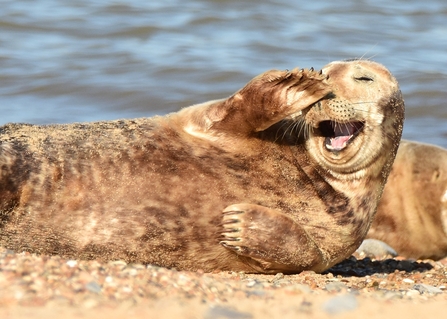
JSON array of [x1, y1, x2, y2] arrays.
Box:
[[0, 0, 446, 147]]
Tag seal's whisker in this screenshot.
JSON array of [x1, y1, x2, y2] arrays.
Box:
[[288, 122, 298, 137], [350, 108, 381, 116], [276, 120, 294, 142], [274, 117, 308, 143], [297, 119, 309, 140], [366, 53, 378, 60], [305, 122, 313, 140], [292, 120, 304, 136], [343, 122, 351, 133], [274, 120, 293, 142], [350, 101, 377, 105], [359, 44, 378, 61], [292, 121, 304, 138], [381, 130, 401, 141]]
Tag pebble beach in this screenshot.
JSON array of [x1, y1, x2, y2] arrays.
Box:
[[1, 247, 446, 318]]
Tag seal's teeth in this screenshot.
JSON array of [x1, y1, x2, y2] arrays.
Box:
[[330, 121, 336, 130]]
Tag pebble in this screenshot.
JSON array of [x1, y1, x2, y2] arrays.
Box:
[[0, 246, 446, 309], [402, 278, 414, 284], [85, 281, 102, 294], [245, 279, 258, 288], [273, 279, 292, 287], [355, 239, 397, 258], [322, 294, 358, 314], [269, 273, 284, 283], [325, 282, 348, 292], [413, 284, 443, 294], [205, 305, 253, 319], [66, 260, 78, 268]]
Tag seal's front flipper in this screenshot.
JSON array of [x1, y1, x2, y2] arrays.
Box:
[[206, 68, 331, 135], [220, 203, 326, 273]]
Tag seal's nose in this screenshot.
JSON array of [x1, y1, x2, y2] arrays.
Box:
[[323, 92, 336, 100]]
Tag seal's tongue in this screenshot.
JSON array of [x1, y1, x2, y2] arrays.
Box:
[[326, 122, 357, 151]]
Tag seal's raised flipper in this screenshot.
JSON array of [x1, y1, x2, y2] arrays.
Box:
[[206, 68, 331, 134], [220, 203, 326, 273]]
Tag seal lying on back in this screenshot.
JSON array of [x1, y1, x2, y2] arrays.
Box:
[[367, 140, 447, 260], [0, 60, 404, 274]]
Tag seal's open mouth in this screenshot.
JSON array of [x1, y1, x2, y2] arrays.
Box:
[[319, 121, 364, 151]]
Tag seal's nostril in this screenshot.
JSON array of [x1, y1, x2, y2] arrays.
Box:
[[323, 92, 336, 100]]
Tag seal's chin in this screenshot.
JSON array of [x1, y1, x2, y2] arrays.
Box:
[[319, 121, 364, 151]]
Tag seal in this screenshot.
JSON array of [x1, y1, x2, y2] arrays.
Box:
[[0, 60, 404, 274], [367, 140, 447, 260]]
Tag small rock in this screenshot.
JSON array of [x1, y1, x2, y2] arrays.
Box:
[[86, 281, 102, 294], [0, 249, 15, 259], [413, 284, 443, 294], [66, 260, 78, 268], [245, 279, 257, 288], [269, 273, 284, 283], [273, 279, 291, 287], [325, 282, 348, 292], [322, 294, 358, 314], [205, 305, 253, 319], [402, 278, 414, 284], [246, 290, 266, 297], [108, 260, 127, 268], [105, 276, 113, 283], [355, 239, 397, 258]]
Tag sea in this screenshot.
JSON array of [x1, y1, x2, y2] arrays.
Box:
[[0, 0, 446, 146]]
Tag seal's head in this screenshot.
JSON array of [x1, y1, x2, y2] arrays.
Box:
[[303, 59, 404, 178]]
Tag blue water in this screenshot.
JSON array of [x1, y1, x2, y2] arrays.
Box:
[[0, 0, 446, 146]]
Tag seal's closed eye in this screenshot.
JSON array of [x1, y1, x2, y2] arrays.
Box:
[[355, 76, 374, 82]]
